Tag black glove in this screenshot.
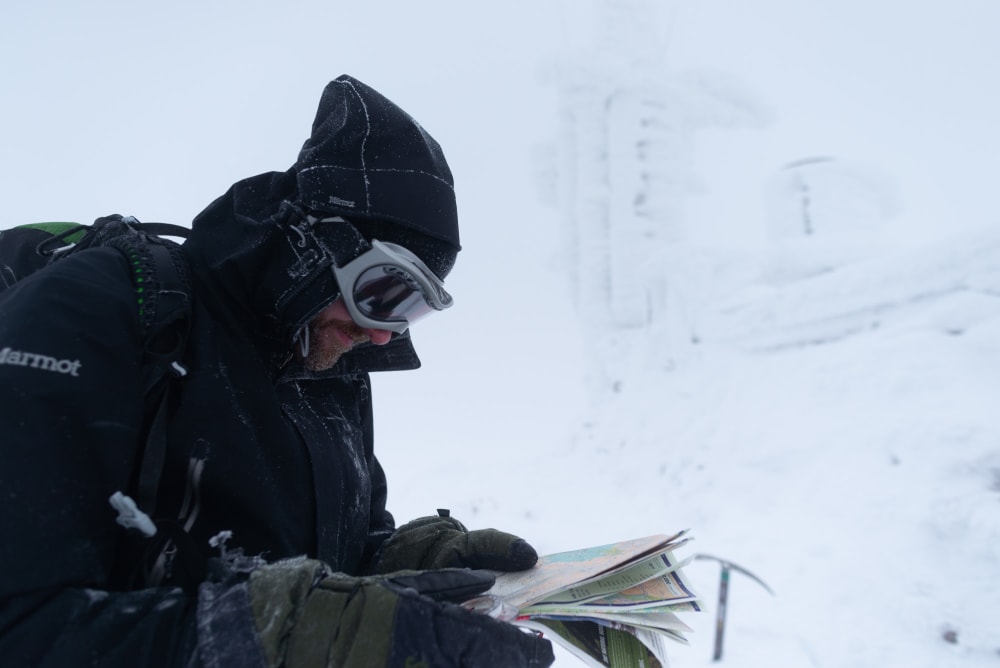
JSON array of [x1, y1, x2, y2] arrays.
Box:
[[245, 557, 554, 668], [377, 511, 539, 573]]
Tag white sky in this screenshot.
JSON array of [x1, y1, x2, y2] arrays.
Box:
[[665, 0, 1000, 241], [4, 0, 998, 241]]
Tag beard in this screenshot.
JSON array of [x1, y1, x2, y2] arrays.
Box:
[[301, 319, 366, 372]]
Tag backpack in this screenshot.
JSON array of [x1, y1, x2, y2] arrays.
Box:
[[0, 214, 192, 532]]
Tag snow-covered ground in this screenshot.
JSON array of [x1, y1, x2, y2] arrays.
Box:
[[580, 225, 1000, 667], [3, 1, 999, 666], [378, 217, 1000, 667]]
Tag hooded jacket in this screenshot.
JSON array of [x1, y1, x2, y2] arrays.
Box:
[[0, 76, 460, 665]]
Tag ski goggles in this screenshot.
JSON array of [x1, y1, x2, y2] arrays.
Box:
[[332, 238, 453, 333]]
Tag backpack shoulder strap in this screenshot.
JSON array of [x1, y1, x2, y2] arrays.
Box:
[[107, 230, 193, 516]]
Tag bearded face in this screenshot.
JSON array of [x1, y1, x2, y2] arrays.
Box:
[[299, 299, 393, 371]]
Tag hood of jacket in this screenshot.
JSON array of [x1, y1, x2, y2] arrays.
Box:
[[182, 75, 460, 375]]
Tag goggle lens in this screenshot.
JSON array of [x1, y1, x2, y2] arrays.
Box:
[[353, 265, 437, 325]]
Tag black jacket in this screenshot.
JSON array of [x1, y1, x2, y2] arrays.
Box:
[[0, 76, 461, 666]]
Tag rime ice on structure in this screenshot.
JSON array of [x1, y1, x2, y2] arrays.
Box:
[[765, 157, 900, 241], [548, 0, 764, 396]]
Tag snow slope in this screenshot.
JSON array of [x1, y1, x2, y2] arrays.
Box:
[[574, 224, 1000, 667], [378, 220, 1000, 667]]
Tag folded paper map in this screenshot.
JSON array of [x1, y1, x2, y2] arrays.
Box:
[[463, 531, 700, 668]]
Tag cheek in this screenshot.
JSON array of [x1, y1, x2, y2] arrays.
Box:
[[315, 299, 354, 327], [328, 300, 353, 320]]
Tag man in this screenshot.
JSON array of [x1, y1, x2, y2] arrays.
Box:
[[0, 75, 554, 667]]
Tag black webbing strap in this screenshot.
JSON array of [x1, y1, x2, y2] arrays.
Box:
[[135, 222, 191, 240], [135, 240, 191, 517], [137, 390, 171, 518]]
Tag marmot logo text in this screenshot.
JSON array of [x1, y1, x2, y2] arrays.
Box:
[[0, 347, 82, 376]]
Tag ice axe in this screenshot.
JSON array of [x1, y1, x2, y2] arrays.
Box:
[[694, 554, 774, 662]]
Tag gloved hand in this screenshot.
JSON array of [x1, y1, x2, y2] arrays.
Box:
[[247, 557, 554, 668], [376, 510, 539, 573]]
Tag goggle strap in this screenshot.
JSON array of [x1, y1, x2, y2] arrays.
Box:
[[302, 215, 370, 268]]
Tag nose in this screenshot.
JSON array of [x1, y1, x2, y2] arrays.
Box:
[[366, 328, 393, 346]]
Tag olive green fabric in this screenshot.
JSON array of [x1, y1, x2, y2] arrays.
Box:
[[245, 557, 508, 668], [249, 558, 332, 667], [376, 514, 539, 573], [287, 573, 397, 667]]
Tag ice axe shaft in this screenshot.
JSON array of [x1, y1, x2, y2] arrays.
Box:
[[694, 554, 774, 662], [715, 564, 729, 661]]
